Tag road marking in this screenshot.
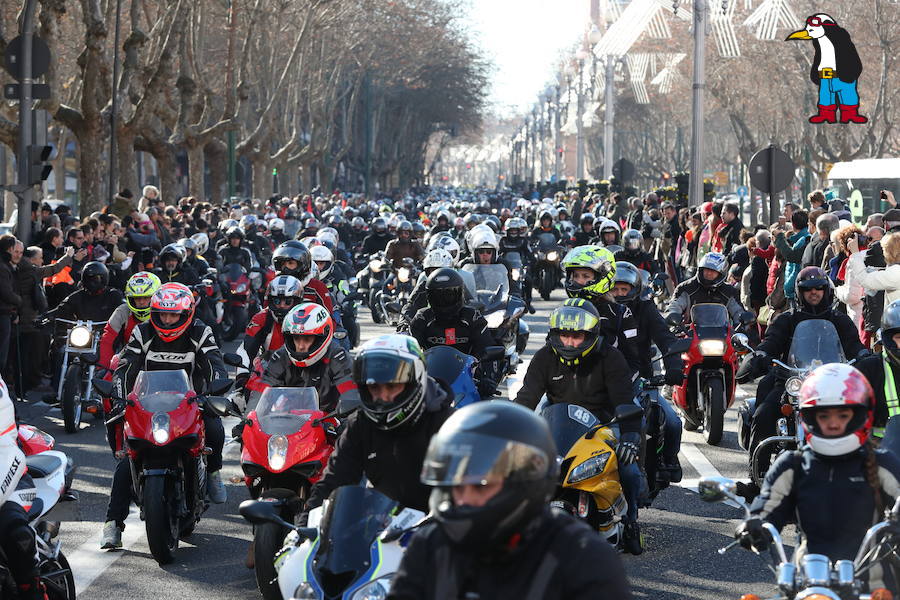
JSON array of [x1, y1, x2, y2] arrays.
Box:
[[677, 442, 745, 508], [70, 508, 144, 595]]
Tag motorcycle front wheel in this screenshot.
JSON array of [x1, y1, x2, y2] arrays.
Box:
[[40, 550, 76, 600], [61, 365, 83, 434], [702, 378, 725, 445], [144, 476, 178, 565], [254, 521, 290, 600]]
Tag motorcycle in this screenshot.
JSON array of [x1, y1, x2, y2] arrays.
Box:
[[92, 370, 234, 565], [541, 403, 643, 548], [239, 387, 338, 600], [221, 262, 259, 341], [240, 485, 426, 600], [532, 233, 562, 301], [55, 318, 107, 433], [424, 345, 503, 408], [461, 263, 527, 384], [736, 320, 844, 486], [379, 259, 418, 327], [668, 303, 745, 446], [699, 473, 899, 600], [359, 252, 390, 324]]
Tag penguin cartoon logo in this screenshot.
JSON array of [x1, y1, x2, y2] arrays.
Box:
[[786, 14, 867, 125]]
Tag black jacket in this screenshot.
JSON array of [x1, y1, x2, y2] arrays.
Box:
[[153, 264, 201, 287], [718, 218, 744, 256], [362, 232, 391, 255], [514, 343, 633, 422], [409, 306, 493, 359], [629, 298, 682, 379], [388, 507, 631, 600], [306, 378, 452, 511], [46, 287, 124, 324], [219, 245, 254, 271], [666, 277, 746, 325], [588, 297, 641, 376], [0, 256, 21, 315], [863, 241, 886, 332], [801, 235, 829, 269], [614, 248, 657, 275]]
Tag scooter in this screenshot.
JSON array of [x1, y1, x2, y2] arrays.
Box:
[[239, 387, 338, 600], [239, 485, 427, 600], [92, 370, 234, 565]]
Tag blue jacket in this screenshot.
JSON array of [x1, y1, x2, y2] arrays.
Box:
[[774, 228, 810, 298]]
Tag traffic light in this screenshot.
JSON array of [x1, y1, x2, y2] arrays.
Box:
[[27, 144, 52, 185]]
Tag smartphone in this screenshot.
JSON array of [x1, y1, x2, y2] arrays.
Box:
[[858, 233, 869, 247], [778, 216, 786, 227], [882, 190, 889, 200]]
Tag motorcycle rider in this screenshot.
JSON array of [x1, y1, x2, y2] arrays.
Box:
[[99, 271, 161, 371], [362, 218, 391, 255], [388, 401, 631, 600], [271, 241, 333, 312], [530, 209, 561, 243], [737, 363, 900, 593], [736, 266, 867, 497], [500, 216, 536, 313], [430, 211, 452, 236], [399, 248, 466, 327], [385, 221, 425, 268], [304, 334, 452, 513], [573, 213, 597, 246], [513, 298, 645, 554], [664, 252, 750, 327], [153, 243, 201, 286], [598, 219, 622, 248], [856, 300, 900, 438], [220, 227, 254, 271], [616, 229, 658, 275], [102, 282, 228, 549]]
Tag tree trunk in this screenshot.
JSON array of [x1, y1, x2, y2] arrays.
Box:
[[187, 143, 205, 200], [317, 162, 333, 194], [206, 140, 226, 203], [53, 130, 67, 202], [117, 131, 139, 198], [156, 151, 179, 204], [252, 158, 273, 199], [78, 126, 105, 216]]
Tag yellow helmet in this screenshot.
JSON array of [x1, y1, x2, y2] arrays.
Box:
[[562, 245, 617, 300]]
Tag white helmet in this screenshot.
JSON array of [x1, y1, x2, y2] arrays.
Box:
[[799, 363, 873, 457], [469, 227, 499, 252], [268, 218, 285, 232], [317, 230, 339, 247], [424, 249, 454, 272], [428, 235, 461, 260], [190, 232, 209, 255], [310, 245, 334, 279]]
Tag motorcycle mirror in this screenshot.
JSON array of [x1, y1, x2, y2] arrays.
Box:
[[92, 379, 114, 399], [239, 499, 294, 528], [610, 404, 643, 425], [205, 396, 232, 417], [482, 346, 505, 362], [731, 333, 750, 352], [380, 513, 434, 543], [208, 378, 234, 396], [223, 352, 243, 368], [698, 476, 738, 503], [665, 314, 682, 327]]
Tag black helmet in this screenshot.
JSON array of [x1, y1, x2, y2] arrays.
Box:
[[613, 261, 642, 304], [622, 229, 643, 252], [397, 220, 413, 237], [411, 221, 426, 237], [81, 261, 109, 294], [426, 268, 465, 318], [795, 266, 834, 316], [159, 243, 185, 273], [227, 226, 244, 242], [272, 242, 312, 283], [372, 217, 387, 234], [353, 334, 428, 431], [579, 213, 595, 229], [882, 299, 900, 367], [422, 402, 557, 552], [548, 298, 602, 365]]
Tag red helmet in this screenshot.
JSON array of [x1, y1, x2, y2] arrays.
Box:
[[798, 363, 873, 456], [150, 282, 196, 342], [281, 302, 333, 367]]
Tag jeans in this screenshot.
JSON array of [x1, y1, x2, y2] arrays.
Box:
[[611, 420, 645, 523], [657, 395, 683, 464], [818, 77, 860, 106]]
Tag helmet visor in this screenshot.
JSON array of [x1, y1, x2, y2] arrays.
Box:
[[353, 350, 416, 386], [421, 432, 551, 486], [549, 305, 599, 332]]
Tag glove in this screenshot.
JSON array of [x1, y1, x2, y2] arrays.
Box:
[[616, 432, 641, 466], [736, 352, 766, 384], [664, 313, 681, 327], [856, 348, 874, 361], [234, 372, 250, 390], [735, 518, 770, 551], [477, 377, 498, 398], [664, 367, 684, 386]]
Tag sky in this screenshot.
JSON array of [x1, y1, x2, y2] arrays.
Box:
[[462, 0, 592, 118]]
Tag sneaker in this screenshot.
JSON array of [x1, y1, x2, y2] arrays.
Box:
[[100, 521, 123, 550], [622, 521, 644, 555], [208, 470, 227, 504]]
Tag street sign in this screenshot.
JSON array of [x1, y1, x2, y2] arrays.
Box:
[[737, 185, 749, 197], [2, 35, 51, 80], [4, 82, 50, 100], [714, 171, 728, 187], [612, 158, 635, 182], [748, 145, 795, 194]]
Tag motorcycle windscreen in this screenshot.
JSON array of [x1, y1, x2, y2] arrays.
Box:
[[500, 251, 523, 269], [535, 233, 557, 251], [133, 370, 192, 412], [787, 319, 845, 370], [541, 403, 599, 456], [255, 387, 319, 435], [316, 486, 397, 577], [221, 262, 246, 281], [425, 346, 467, 387], [690, 303, 729, 339], [461, 264, 509, 310]]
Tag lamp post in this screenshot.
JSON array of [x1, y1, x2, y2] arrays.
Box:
[[530, 106, 538, 185], [688, 0, 709, 209], [108, 0, 123, 202], [538, 99, 547, 184], [554, 83, 562, 182], [603, 58, 616, 180], [575, 50, 588, 182]]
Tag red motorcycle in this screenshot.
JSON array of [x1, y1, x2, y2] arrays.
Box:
[[240, 386, 337, 600], [668, 303, 747, 446], [221, 263, 258, 341], [94, 370, 234, 565]]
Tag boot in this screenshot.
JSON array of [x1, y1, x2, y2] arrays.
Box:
[[622, 521, 644, 555], [840, 105, 868, 124], [735, 481, 760, 503], [808, 104, 837, 124]]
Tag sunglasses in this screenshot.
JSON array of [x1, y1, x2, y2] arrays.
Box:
[[804, 286, 826, 292], [805, 16, 833, 27]]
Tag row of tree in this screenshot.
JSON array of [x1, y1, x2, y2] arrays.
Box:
[[0, 0, 488, 214]]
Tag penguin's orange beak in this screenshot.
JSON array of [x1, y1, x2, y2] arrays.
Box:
[[786, 29, 813, 40]]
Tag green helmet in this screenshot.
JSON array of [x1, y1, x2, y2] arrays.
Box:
[[562, 245, 617, 300], [125, 271, 162, 322], [548, 298, 601, 366]]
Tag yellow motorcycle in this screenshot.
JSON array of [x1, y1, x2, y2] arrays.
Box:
[[541, 403, 643, 547]]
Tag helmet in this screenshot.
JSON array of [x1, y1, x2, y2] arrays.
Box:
[[505, 217, 527, 237], [219, 218, 238, 233], [795, 266, 834, 316], [426, 268, 465, 318], [81, 261, 109, 294], [272, 242, 313, 286], [397, 220, 413, 238], [463, 214, 481, 228], [798, 363, 873, 457], [622, 229, 643, 252], [579, 213, 596, 230], [353, 334, 428, 431], [179, 237, 198, 258], [562, 245, 617, 299], [538, 209, 554, 225], [150, 282, 195, 342], [159, 243, 185, 273], [300, 236, 323, 249], [240, 214, 257, 232], [612, 261, 642, 304], [190, 232, 209, 256], [483, 215, 501, 233], [548, 298, 602, 365], [266, 275, 303, 320], [412, 221, 427, 237], [372, 218, 387, 233], [281, 302, 334, 367], [469, 228, 499, 262], [304, 218, 320, 233], [422, 401, 557, 551], [351, 216, 366, 230], [427, 235, 460, 260], [598, 219, 621, 246], [696, 252, 728, 288], [882, 299, 900, 367], [227, 226, 244, 242], [437, 210, 451, 224], [317, 230, 339, 248], [310, 245, 334, 279], [423, 249, 454, 272], [125, 271, 162, 322], [269, 217, 284, 232]]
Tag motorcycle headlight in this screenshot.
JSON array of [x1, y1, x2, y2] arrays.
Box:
[[268, 434, 289, 471], [370, 260, 383, 273], [235, 283, 248, 293], [485, 311, 505, 329], [698, 339, 726, 357], [291, 582, 320, 600], [350, 574, 394, 600], [151, 413, 170, 445], [69, 325, 92, 348], [546, 251, 558, 262], [785, 376, 803, 397], [567, 451, 611, 484], [511, 268, 521, 281], [398, 268, 410, 283]]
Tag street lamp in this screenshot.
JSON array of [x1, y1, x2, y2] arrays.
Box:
[[574, 49, 588, 182], [689, 0, 710, 209]]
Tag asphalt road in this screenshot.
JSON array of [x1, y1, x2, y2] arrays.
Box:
[[15, 290, 790, 600]]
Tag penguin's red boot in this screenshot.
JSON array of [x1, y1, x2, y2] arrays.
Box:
[[839, 105, 868, 124], [809, 104, 837, 124]]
